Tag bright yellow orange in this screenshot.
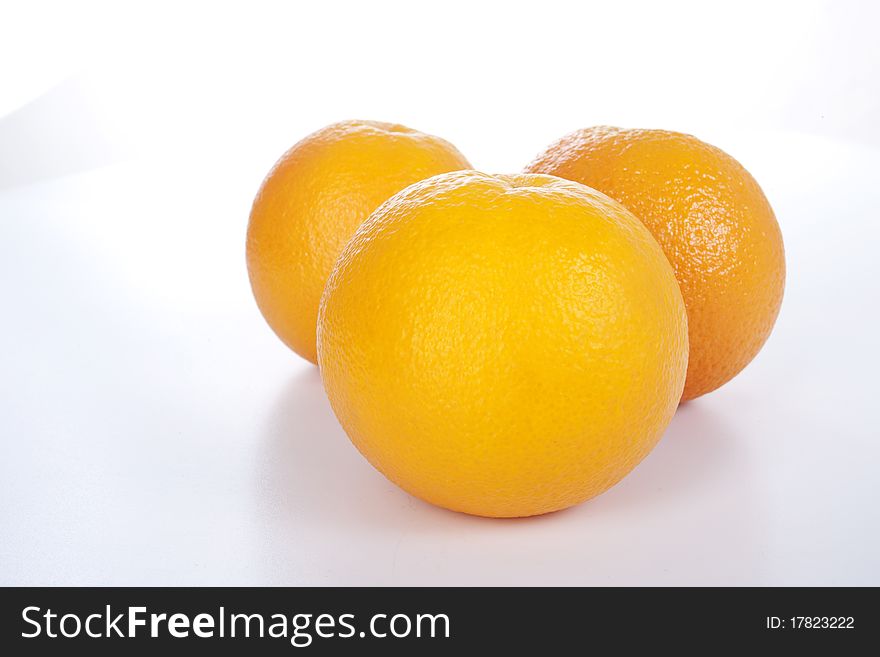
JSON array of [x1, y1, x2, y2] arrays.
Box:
[[247, 120, 471, 363], [526, 127, 785, 400], [318, 171, 688, 518]]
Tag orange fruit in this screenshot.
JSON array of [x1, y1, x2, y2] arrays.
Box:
[[318, 171, 688, 517], [526, 127, 785, 400], [247, 120, 471, 363]]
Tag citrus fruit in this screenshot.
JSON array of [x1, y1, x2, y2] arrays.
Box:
[[247, 120, 471, 363], [525, 127, 785, 400], [317, 171, 688, 518]]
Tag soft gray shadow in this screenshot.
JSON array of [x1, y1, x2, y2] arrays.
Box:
[[257, 368, 571, 539], [258, 367, 454, 533], [0, 78, 127, 190], [259, 372, 753, 527], [585, 401, 747, 515], [403, 401, 757, 530], [257, 377, 768, 584]]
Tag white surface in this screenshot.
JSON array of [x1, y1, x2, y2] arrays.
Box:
[[2, 0, 879, 585]]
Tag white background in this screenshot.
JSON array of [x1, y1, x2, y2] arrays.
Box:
[[1, 0, 878, 585]]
